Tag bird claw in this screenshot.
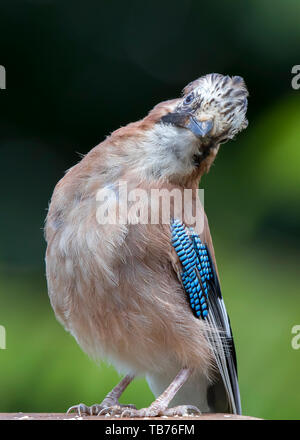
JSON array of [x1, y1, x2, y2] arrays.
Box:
[[67, 401, 137, 416], [67, 403, 92, 416], [164, 405, 201, 417], [97, 403, 137, 416], [120, 404, 201, 418], [67, 401, 200, 418]]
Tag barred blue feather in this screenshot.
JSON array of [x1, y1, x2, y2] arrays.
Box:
[[170, 219, 213, 319]]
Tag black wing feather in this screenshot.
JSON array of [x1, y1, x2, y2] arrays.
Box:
[[170, 219, 241, 414], [206, 247, 241, 414]]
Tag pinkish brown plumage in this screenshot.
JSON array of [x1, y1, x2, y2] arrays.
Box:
[[45, 73, 248, 417]]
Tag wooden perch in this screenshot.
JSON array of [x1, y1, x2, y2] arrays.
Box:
[[0, 412, 260, 420]]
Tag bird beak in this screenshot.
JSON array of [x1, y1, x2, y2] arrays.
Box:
[[186, 117, 213, 139], [160, 112, 213, 139]]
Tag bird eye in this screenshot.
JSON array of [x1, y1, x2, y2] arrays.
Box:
[[183, 93, 194, 105]]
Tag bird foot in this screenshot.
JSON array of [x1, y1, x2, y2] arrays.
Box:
[[120, 404, 201, 418], [67, 399, 137, 416]]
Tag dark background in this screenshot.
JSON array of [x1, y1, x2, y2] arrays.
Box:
[[0, 0, 299, 419]]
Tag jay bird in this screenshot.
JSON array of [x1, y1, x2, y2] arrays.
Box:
[[45, 73, 248, 417]]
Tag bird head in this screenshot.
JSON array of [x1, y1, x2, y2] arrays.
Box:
[[161, 73, 248, 144], [150, 73, 249, 181], [113, 73, 248, 184]]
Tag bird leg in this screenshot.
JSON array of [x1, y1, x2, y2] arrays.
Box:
[[67, 374, 137, 416], [121, 368, 201, 418]]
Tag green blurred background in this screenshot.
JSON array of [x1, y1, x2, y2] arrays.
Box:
[[0, 0, 299, 420]]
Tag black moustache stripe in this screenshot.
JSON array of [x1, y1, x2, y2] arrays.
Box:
[[160, 112, 190, 128]]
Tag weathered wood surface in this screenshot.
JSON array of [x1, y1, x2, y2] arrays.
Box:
[[0, 412, 260, 420]]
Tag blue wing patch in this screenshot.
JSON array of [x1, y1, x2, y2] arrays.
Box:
[[170, 219, 213, 319]]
